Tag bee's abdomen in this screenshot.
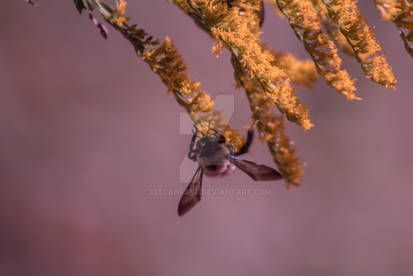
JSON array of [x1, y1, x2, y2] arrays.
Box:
[[205, 164, 221, 171], [203, 161, 235, 177]]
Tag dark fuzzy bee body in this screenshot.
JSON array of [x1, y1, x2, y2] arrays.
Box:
[[195, 136, 235, 177], [178, 126, 282, 216]]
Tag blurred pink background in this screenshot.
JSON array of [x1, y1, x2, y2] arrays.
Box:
[[1, 1, 412, 275]]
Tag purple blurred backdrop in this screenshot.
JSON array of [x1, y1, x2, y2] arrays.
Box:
[[1, 1, 412, 275]]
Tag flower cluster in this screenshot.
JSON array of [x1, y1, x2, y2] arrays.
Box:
[[94, 0, 245, 149], [375, 0, 413, 58], [232, 55, 303, 186], [322, 0, 396, 88], [65, 0, 405, 186], [275, 0, 359, 100]]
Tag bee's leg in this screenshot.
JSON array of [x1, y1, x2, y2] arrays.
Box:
[[188, 150, 198, 161], [188, 128, 198, 161], [226, 144, 236, 157], [235, 126, 254, 156]]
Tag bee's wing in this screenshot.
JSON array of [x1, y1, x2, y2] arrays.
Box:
[[230, 157, 282, 181], [177, 166, 204, 216]]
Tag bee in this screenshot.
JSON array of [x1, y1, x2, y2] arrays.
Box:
[[178, 125, 282, 216]]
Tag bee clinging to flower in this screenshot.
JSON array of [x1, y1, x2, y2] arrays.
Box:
[[178, 124, 282, 216]]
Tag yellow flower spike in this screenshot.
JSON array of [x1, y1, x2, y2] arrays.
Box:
[[269, 49, 318, 89], [375, 0, 401, 20], [96, 1, 243, 145], [191, 92, 214, 113], [74, 0, 404, 187], [375, 0, 413, 58], [311, 0, 355, 56], [275, 0, 359, 100], [174, 0, 313, 129], [231, 55, 303, 187], [322, 0, 397, 87]]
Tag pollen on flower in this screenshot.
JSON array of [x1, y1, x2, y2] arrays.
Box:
[[210, 42, 223, 58], [275, 0, 359, 101], [269, 49, 318, 89], [191, 92, 214, 113], [73, 0, 404, 187], [311, 0, 355, 56], [232, 53, 304, 186], [375, 0, 401, 20], [93, 0, 244, 149], [374, 0, 413, 58], [112, 0, 130, 27], [210, 8, 314, 129], [322, 0, 397, 87]]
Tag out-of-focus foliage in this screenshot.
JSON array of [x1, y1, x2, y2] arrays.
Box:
[[321, 0, 396, 88], [274, 0, 359, 100], [29, 0, 404, 186], [375, 0, 413, 58]]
